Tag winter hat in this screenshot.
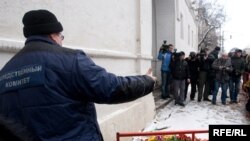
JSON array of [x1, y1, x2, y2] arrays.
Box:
[[174, 52, 182, 58], [180, 51, 185, 56], [22, 9, 63, 38], [189, 51, 196, 57], [235, 49, 242, 53], [214, 46, 221, 51]]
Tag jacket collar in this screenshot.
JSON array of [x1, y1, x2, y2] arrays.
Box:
[[25, 35, 60, 46]]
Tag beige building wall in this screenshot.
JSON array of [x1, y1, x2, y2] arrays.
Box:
[[153, 0, 198, 82], [175, 0, 198, 54], [153, 0, 176, 81], [0, 0, 155, 141]]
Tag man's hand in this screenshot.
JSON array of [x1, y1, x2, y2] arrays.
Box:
[[187, 79, 190, 83], [146, 68, 157, 82]]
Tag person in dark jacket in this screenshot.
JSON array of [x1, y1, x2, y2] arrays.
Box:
[[241, 50, 248, 92], [208, 46, 220, 60], [206, 46, 221, 96], [0, 10, 156, 141], [170, 52, 190, 106], [243, 54, 250, 92], [211, 53, 232, 105], [244, 72, 250, 113], [229, 49, 245, 103], [185, 51, 199, 100], [197, 49, 210, 102]]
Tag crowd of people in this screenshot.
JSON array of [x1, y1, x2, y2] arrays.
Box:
[[158, 40, 250, 110]]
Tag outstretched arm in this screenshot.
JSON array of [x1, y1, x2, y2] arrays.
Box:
[[72, 51, 156, 104]]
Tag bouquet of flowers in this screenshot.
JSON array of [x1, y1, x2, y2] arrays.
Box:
[[144, 134, 208, 141]]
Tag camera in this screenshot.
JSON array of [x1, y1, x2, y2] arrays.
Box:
[[160, 44, 169, 53], [174, 48, 177, 53]]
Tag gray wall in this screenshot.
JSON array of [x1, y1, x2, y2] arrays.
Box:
[[153, 0, 175, 83], [0, 1, 155, 141]]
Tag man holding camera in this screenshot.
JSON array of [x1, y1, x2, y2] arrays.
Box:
[[211, 53, 232, 105], [158, 41, 174, 99], [229, 49, 245, 103]]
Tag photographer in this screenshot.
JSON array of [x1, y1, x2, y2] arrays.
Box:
[[158, 42, 174, 99], [229, 49, 245, 103], [211, 53, 232, 105]]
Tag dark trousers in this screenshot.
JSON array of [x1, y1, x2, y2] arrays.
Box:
[[173, 79, 185, 103], [212, 81, 228, 104], [198, 71, 210, 100], [161, 71, 171, 98], [229, 76, 241, 102], [185, 77, 198, 100]]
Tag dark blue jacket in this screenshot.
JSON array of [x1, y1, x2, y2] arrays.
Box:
[[0, 36, 155, 141]]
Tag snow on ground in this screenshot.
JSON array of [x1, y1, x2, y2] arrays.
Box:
[[133, 91, 250, 140]]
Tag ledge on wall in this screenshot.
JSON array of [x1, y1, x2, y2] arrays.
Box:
[[0, 38, 24, 53], [0, 38, 152, 60]]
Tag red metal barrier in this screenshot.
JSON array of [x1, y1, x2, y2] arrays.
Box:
[[116, 130, 208, 141]]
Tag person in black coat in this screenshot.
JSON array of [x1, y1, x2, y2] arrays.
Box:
[[170, 52, 190, 106], [185, 52, 199, 100], [229, 49, 245, 103]]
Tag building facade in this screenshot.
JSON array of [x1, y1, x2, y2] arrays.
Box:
[[0, 0, 155, 141], [152, 0, 198, 81], [0, 0, 198, 140]]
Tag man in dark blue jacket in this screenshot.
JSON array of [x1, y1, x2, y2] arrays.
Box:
[[0, 10, 156, 141]]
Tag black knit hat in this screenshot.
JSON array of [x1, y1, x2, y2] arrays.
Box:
[[214, 46, 221, 51], [22, 9, 63, 38], [235, 49, 242, 53], [174, 52, 182, 58], [180, 51, 185, 56]]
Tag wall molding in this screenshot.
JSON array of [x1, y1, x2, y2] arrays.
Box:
[[0, 38, 24, 53], [0, 38, 152, 60]]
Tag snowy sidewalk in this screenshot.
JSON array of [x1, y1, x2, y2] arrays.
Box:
[[141, 91, 250, 140], [153, 89, 173, 110]]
